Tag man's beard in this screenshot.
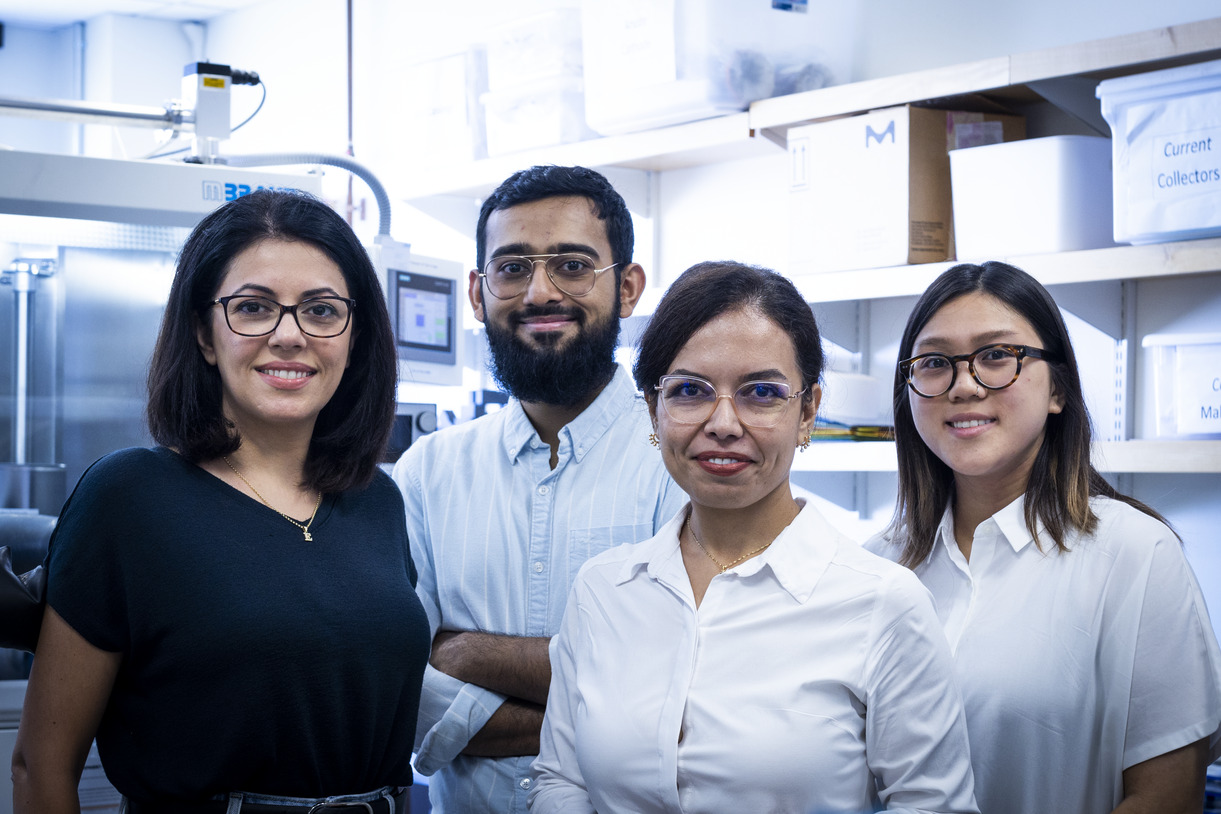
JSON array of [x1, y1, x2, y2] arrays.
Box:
[[483, 299, 621, 408]]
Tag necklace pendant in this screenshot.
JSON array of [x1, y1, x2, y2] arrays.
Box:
[[303, 530, 313, 541]]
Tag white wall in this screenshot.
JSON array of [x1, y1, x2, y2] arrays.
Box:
[[0, 24, 81, 154]]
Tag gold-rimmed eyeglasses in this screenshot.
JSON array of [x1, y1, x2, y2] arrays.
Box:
[[211, 295, 355, 338], [655, 375, 806, 428], [899, 343, 1058, 398], [479, 253, 618, 299]]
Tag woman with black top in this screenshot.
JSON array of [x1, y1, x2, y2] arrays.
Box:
[[12, 189, 429, 814]]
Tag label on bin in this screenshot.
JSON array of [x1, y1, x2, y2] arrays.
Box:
[[1152, 124, 1221, 201], [1175, 344, 1221, 434]]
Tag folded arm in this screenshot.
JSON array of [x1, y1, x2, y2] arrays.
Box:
[[430, 630, 551, 704], [429, 630, 551, 757]]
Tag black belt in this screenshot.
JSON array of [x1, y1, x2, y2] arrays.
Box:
[[125, 786, 408, 814]]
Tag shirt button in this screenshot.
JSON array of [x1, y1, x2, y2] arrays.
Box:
[[538, 484, 550, 495], [533, 561, 544, 573], [519, 778, 532, 789]]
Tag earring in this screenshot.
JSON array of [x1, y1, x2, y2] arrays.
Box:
[[649, 432, 659, 448], [799, 437, 811, 452]]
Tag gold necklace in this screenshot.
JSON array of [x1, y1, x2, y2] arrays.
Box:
[[685, 512, 773, 574], [223, 456, 322, 541]]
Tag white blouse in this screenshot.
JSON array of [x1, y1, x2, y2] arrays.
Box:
[[530, 501, 979, 814], [866, 495, 1221, 814]]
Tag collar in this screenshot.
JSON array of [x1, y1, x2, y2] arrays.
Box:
[[617, 499, 849, 604], [934, 494, 1043, 557], [500, 366, 645, 463]]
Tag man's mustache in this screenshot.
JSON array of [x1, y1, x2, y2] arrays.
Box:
[[509, 305, 584, 326]]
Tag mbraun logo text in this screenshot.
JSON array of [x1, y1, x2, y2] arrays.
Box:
[[866, 120, 896, 147], [202, 181, 300, 203]]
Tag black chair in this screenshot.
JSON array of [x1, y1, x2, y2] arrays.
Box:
[[0, 509, 56, 680]]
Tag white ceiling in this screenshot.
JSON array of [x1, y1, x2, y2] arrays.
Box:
[[0, 0, 264, 28]]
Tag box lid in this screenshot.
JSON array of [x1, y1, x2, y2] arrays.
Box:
[[1141, 332, 1221, 347], [1096, 56, 1221, 104]]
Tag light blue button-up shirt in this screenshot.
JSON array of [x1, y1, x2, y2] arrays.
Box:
[[392, 367, 685, 814]]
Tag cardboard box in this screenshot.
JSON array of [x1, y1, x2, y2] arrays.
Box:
[[1097, 58, 1221, 245], [950, 135, 1117, 259], [788, 106, 1024, 273]]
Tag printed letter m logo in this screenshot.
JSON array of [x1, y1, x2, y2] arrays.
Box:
[[865, 120, 896, 147]]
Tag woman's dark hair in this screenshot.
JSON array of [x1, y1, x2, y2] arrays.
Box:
[[146, 189, 397, 493], [475, 164, 634, 277], [887, 261, 1173, 567], [634, 261, 824, 405]]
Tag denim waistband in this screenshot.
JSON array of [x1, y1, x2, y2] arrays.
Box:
[[123, 785, 407, 814]]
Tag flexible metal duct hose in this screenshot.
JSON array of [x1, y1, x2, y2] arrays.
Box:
[[223, 152, 392, 236]]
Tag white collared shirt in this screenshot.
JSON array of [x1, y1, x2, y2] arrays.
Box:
[[531, 500, 979, 814], [867, 495, 1221, 814], [393, 367, 685, 814]]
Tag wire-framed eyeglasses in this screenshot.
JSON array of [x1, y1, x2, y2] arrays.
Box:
[[654, 375, 806, 428], [899, 343, 1059, 398], [479, 253, 618, 299], [211, 295, 355, 338]]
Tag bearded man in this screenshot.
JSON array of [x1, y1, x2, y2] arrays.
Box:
[[392, 165, 685, 814]]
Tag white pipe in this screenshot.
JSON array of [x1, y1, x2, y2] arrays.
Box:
[[10, 269, 33, 465], [0, 94, 183, 130]]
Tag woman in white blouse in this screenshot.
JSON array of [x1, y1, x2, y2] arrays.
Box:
[[866, 261, 1221, 814], [530, 261, 979, 814]]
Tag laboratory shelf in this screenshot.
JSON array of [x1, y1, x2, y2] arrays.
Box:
[[750, 17, 1221, 140], [623, 238, 1221, 318], [394, 17, 1221, 203], [398, 112, 774, 200], [793, 441, 1221, 474], [786, 237, 1221, 306]]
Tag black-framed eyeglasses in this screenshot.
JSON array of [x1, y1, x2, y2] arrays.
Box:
[[211, 295, 355, 338], [899, 343, 1059, 398], [479, 253, 619, 299], [654, 375, 806, 428]]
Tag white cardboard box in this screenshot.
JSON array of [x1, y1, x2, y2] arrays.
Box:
[[788, 106, 1024, 273], [1097, 58, 1221, 245], [950, 135, 1117, 260]]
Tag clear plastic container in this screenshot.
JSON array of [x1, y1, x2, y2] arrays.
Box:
[[1141, 332, 1221, 439], [580, 0, 856, 135]]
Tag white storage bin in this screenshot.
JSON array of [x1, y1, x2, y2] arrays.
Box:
[[397, 49, 488, 164], [1097, 58, 1221, 245], [482, 77, 597, 157], [949, 135, 1117, 259], [580, 0, 856, 135], [484, 8, 583, 93], [1141, 333, 1221, 439]]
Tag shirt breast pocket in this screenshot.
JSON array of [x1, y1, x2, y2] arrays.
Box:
[[567, 524, 652, 583]]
